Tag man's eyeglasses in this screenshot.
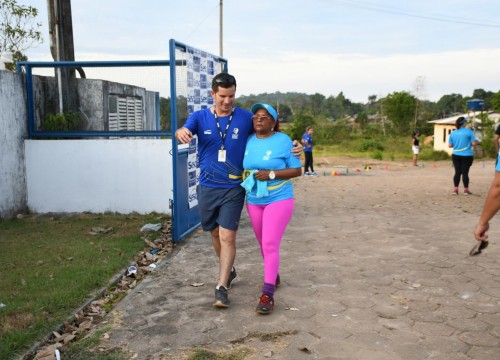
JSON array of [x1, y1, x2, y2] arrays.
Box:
[[252, 115, 273, 121], [213, 74, 236, 86]]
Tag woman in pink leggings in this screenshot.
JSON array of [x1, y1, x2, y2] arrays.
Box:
[[241, 103, 302, 314]]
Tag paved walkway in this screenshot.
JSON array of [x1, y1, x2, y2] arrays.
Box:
[[102, 163, 500, 359]]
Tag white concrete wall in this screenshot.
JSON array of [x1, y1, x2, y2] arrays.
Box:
[[0, 70, 28, 218], [25, 139, 173, 214], [433, 124, 454, 155]]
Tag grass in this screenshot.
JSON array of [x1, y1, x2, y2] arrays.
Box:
[[0, 212, 164, 360]]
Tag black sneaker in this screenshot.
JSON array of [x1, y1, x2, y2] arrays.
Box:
[[227, 267, 238, 289], [213, 286, 229, 308], [256, 294, 274, 315]]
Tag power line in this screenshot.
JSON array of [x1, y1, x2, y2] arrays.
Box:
[[330, 0, 500, 28]]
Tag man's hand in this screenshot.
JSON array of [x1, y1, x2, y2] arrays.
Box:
[[474, 222, 489, 241], [175, 127, 193, 144], [292, 140, 303, 157]]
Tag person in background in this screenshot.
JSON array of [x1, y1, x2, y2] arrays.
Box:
[[448, 116, 478, 195], [474, 123, 500, 243], [412, 130, 420, 166], [242, 103, 302, 315], [494, 123, 500, 166], [302, 126, 317, 176], [175, 73, 303, 309], [473, 169, 500, 243]]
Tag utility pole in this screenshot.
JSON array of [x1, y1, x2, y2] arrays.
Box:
[[47, 0, 78, 114], [219, 0, 223, 57]]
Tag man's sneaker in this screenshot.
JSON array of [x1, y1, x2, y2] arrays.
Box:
[[226, 267, 238, 289], [464, 190, 473, 195], [304, 172, 311, 176], [452, 190, 458, 195], [213, 286, 229, 308], [311, 172, 318, 176], [256, 294, 274, 315]]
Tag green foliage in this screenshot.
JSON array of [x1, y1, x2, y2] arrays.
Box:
[[382, 91, 417, 135], [0, 0, 43, 71], [43, 111, 82, 131], [358, 139, 384, 152], [283, 113, 315, 142], [477, 113, 496, 158], [419, 148, 450, 161], [371, 150, 383, 160]]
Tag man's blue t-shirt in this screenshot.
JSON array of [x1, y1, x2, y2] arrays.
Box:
[[183, 107, 254, 188], [302, 132, 313, 153], [448, 128, 476, 156], [242, 132, 302, 205]]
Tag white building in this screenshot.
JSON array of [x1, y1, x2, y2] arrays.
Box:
[[428, 111, 500, 155]]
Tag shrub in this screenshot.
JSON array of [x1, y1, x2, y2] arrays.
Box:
[[358, 139, 384, 152], [371, 150, 383, 160]]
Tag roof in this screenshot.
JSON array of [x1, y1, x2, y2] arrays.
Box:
[[428, 111, 500, 125]]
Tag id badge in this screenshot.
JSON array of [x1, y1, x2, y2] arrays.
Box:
[[218, 149, 226, 162]]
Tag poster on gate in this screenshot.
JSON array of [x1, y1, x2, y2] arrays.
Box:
[[185, 46, 219, 209]]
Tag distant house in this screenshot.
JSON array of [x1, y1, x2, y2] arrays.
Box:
[[428, 111, 500, 155]]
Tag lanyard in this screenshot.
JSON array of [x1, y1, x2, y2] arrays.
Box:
[[214, 109, 234, 150]]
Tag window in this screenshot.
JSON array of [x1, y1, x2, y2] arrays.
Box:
[[109, 95, 143, 131]]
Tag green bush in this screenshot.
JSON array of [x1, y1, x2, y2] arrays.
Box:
[[44, 111, 82, 131], [358, 139, 384, 152], [419, 149, 450, 161], [371, 150, 383, 160]]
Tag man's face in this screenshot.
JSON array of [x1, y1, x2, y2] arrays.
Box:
[[211, 86, 236, 115], [308, 128, 314, 134]]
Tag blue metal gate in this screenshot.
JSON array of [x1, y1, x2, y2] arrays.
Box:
[[168, 39, 228, 242]]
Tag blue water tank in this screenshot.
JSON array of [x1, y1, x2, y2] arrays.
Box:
[[466, 99, 484, 111]]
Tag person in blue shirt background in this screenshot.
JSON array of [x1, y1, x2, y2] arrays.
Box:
[[242, 103, 302, 314], [448, 116, 478, 195], [302, 126, 317, 176]]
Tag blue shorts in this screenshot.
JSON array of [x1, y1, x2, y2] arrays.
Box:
[[197, 185, 245, 231]]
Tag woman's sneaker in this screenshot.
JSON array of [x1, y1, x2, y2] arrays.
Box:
[[256, 294, 274, 315], [452, 190, 459, 195], [464, 190, 473, 195]]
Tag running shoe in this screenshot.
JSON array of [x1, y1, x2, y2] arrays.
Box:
[[305, 172, 311, 176], [213, 286, 229, 308], [451, 190, 458, 195], [256, 294, 274, 315], [226, 267, 238, 289], [311, 172, 318, 176], [464, 190, 473, 195]]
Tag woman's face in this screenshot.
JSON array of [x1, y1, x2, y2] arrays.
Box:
[[252, 109, 275, 134]]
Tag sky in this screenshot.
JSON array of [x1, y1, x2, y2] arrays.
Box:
[[18, 0, 500, 103]]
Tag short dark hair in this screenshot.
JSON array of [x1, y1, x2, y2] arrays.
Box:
[[211, 72, 236, 92]]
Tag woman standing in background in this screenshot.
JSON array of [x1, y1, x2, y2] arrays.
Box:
[[448, 117, 477, 195]]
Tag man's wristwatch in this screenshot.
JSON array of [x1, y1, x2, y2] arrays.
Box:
[[269, 170, 276, 180]]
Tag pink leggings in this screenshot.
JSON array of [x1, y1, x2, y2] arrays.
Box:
[[246, 199, 295, 285]]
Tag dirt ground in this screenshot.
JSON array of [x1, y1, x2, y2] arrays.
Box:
[[100, 156, 500, 360]]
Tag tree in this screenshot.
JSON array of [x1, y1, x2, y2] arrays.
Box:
[[491, 91, 500, 111], [284, 113, 315, 142], [382, 91, 417, 135], [436, 94, 465, 117], [0, 0, 43, 71]]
